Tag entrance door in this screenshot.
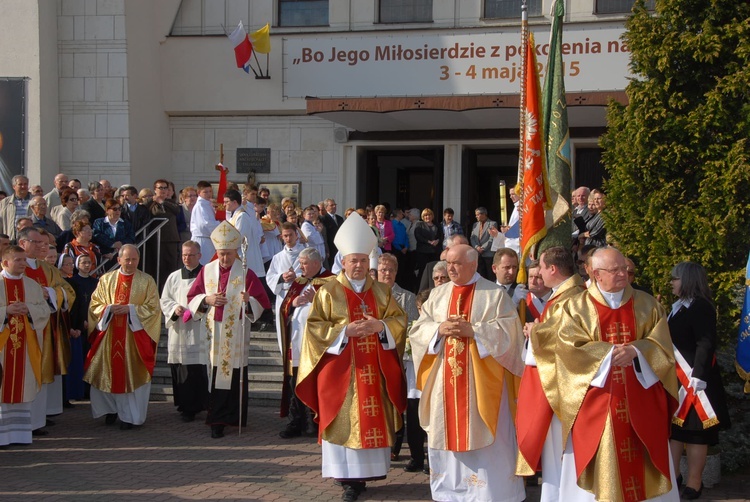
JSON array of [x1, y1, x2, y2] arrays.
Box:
[[359, 148, 444, 214], [461, 148, 519, 232]]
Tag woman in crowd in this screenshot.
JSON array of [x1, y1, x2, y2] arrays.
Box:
[[431, 261, 450, 287], [300, 205, 326, 260], [64, 220, 102, 275], [57, 254, 74, 279], [668, 262, 730, 499], [374, 204, 395, 253], [92, 198, 135, 260], [51, 188, 80, 231], [413, 208, 443, 287]]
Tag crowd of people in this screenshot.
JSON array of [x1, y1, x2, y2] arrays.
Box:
[[0, 173, 731, 502]]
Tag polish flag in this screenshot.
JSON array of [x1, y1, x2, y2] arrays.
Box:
[[228, 21, 253, 73]]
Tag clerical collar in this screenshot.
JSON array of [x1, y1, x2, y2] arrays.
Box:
[[346, 275, 366, 293], [118, 269, 135, 276], [26, 258, 38, 269], [596, 285, 624, 309], [456, 272, 481, 287], [182, 263, 203, 280], [1, 270, 23, 280], [550, 275, 573, 296]]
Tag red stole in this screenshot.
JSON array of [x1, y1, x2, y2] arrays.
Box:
[[572, 298, 671, 502], [1, 278, 41, 403], [443, 283, 476, 452]]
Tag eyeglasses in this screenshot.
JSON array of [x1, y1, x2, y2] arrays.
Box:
[[155, 186, 169, 190], [595, 266, 628, 275], [110, 207, 122, 211], [68, 198, 79, 202], [433, 275, 449, 281]]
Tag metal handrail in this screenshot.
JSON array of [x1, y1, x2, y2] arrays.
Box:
[[92, 218, 169, 285]]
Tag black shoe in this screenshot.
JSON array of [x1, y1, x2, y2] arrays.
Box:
[[676, 474, 683, 487], [32, 429, 49, 437], [279, 427, 302, 439], [683, 482, 703, 500], [423, 464, 430, 475], [211, 425, 225, 439], [403, 460, 425, 472], [105, 413, 117, 425], [119, 421, 133, 430], [341, 482, 365, 502], [45, 419, 56, 427], [63, 401, 75, 409], [181, 413, 195, 423]]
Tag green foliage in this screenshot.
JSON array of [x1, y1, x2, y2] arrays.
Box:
[[601, 0, 750, 344]]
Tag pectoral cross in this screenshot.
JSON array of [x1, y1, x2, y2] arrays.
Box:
[[364, 427, 384, 448], [362, 396, 380, 417], [357, 302, 371, 319], [359, 364, 377, 386]]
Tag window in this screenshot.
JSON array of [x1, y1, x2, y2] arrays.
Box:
[[279, 0, 329, 27], [484, 0, 542, 19], [379, 0, 432, 24], [595, 0, 655, 14]]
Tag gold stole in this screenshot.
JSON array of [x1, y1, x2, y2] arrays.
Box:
[[203, 260, 246, 390]]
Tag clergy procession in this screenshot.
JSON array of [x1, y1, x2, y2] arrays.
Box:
[[0, 170, 734, 502]]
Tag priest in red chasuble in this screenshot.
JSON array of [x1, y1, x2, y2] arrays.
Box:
[[410, 243, 526, 502], [85, 244, 161, 429], [0, 246, 51, 445], [296, 213, 407, 502], [542, 247, 679, 502], [187, 221, 270, 439]]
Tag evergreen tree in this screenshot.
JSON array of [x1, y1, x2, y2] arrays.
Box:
[[600, 0, 750, 343]]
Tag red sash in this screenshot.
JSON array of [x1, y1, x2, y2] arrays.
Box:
[[443, 283, 476, 452], [525, 293, 542, 321], [1, 279, 40, 403], [572, 298, 672, 502], [673, 348, 718, 428]]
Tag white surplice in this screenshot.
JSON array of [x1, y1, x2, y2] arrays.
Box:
[[266, 243, 306, 352], [228, 207, 265, 277], [190, 196, 219, 265], [159, 269, 208, 366]]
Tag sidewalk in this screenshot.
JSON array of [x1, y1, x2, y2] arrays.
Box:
[[0, 401, 747, 501]]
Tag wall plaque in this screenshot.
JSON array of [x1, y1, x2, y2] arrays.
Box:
[[236, 148, 271, 174]]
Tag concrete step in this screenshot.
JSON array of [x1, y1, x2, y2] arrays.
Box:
[[248, 367, 284, 383]]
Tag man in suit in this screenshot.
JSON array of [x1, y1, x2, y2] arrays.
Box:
[[470, 206, 496, 281], [492, 247, 527, 308], [571, 186, 591, 241], [321, 198, 344, 259], [524, 259, 551, 322], [121, 186, 151, 238]]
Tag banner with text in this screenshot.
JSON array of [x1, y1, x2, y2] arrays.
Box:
[[283, 26, 631, 98]]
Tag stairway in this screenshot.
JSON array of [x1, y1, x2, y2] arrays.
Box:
[[150, 324, 284, 408]]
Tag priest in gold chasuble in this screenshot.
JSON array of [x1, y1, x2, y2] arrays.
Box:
[[0, 246, 51, 446], [545, 248, 679, 502], [410, 244, 526, 502], [84, 244, 161, 429], [296, 213, 407, 502]]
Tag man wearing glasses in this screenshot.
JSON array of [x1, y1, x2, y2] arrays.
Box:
[[531, 247, 679, 501]]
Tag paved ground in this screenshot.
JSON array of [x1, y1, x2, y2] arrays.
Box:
[[0, 401, 747, 501]]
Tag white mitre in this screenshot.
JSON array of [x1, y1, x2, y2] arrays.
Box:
[[211, 220, 242, 250], [334, 213, 377, 257]]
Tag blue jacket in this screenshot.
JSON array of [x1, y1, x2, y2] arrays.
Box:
[[391, 218, 409, 251], [92, 217, 136, 255]]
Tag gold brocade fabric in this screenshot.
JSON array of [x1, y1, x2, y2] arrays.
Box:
[[33, 261, 75, 383], [84, 270, 161, 393], [535, 283, 677, 502], [410, 278, 525, 451], [297, 273, 406, 449]]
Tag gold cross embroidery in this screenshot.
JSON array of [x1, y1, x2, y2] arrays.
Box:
[[359, 364, 377, 386], [362, 396, 380, 417], [624, 476, 642, 501], [364, 427, 384, 447], [615, 399, 629, 423], [230, 276, 243, 287], [357, 337, 377, 354], [619, 438, 639, 463], [612, 367, 626, 384], [217, 224, 231, 236]]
